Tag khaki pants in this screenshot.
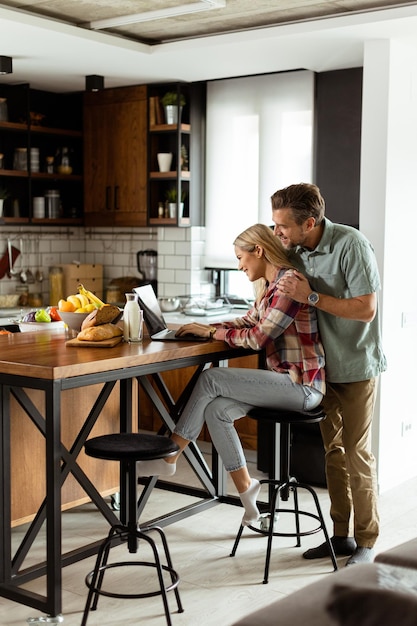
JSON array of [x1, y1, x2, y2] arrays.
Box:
[[321, 379, 380, 548]]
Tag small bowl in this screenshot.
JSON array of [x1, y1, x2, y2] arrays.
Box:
[[158, 297, 180, 312], [19, 321, 66, 332], [58, 311, 90, 331]]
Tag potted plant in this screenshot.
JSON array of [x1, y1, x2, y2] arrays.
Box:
[[160, 91, 186, 124], [165, 186, 187, 219]]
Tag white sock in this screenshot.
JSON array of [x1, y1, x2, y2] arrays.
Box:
[[239, 478, 261, 526], [136, 458, 176, 477]]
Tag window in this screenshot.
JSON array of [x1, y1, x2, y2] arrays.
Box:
[[205, 70, 314, 269]]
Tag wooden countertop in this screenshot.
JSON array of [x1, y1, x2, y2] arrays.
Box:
[[0, 329, 239, 381]]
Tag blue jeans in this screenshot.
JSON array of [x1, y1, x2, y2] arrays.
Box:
[[174, 367, 323, 472]]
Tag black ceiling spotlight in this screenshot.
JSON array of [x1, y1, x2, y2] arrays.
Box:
[[0, 56, 12, 75], [85, 75, 104, 91]]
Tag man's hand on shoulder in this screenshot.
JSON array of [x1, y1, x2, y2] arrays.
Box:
[[277, 269, 310, 303]]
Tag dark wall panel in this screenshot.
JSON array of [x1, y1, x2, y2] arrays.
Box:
[[314, 68, 363, 228]]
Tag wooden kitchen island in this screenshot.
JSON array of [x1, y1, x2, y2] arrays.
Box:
[[0, 329, 256, 618]]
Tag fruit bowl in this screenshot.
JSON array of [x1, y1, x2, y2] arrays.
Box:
[[58, 311, 90, 332]]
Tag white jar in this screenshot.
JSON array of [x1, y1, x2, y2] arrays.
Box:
[[123, 293, 143, 343], [33, 196, 45, 218]]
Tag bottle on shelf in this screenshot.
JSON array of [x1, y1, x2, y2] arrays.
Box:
[[45, 156, 54, 173], [49, 266, 64, 306], [55, 146, 73, 175]]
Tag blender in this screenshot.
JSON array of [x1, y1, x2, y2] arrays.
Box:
[[136, 249, 158, 295]]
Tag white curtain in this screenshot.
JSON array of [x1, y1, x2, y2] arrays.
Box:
[[205, 70, 314, 268]]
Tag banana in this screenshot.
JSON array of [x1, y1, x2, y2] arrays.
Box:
[[78, 284, 105, 309], [77, 293, 89, 308]]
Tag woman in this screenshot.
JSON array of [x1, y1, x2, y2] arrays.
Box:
[[137, 223, 325, 526]]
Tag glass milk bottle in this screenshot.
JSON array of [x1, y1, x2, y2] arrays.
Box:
[[123, 293, 143, 342]]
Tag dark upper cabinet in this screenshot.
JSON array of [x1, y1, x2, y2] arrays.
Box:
[[0, 83, 83, 224]]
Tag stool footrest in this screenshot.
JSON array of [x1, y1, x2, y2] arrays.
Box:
[[85, 559, 180, 600], [81, 524, 183, 626], [230, 477, 337, 584]]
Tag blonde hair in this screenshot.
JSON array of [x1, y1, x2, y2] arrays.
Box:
[[233, 223, 295, 301]]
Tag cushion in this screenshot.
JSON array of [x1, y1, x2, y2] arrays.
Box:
[[375, 538, 417, 570], [326, 564, 417, 626]]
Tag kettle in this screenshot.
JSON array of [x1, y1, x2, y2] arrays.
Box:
[[137, 249, 157, 281]]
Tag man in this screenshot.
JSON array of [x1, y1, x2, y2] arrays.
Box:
[[270, 182, 386, 566]]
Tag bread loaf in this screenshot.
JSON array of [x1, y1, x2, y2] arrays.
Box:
[[77, 324, 123, 342], [81, 305, 121, 330]]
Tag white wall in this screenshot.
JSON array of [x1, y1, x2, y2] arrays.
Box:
[[360, 39, 417, 492]]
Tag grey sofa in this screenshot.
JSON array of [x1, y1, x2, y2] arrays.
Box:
[[232, 539, 417, 626]]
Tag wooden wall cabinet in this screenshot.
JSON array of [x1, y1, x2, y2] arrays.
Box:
[[84, 85, 147, 227]]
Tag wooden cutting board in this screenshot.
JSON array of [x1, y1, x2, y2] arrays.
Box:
[[66, 336, 123, 348]]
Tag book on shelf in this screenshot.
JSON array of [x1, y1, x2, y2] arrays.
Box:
[[149, 96, 164, 126]]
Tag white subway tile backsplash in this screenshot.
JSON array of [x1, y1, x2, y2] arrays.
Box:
[[158, 241, 176, 256], [0, 225, 208, 303], [165, 255, 186, 270], [158, 269, 176, 283], [175, 270, 192, 284]]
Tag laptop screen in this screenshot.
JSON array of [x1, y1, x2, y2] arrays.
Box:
[[133, 284, 167, 336]]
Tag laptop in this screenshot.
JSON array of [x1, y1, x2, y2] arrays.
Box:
[[133, 284, 209, 342]]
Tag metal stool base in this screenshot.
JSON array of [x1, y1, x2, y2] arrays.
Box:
[[81, 524, 183, 626]]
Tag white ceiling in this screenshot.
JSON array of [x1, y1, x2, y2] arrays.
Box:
[[1, 2, 417, 93]]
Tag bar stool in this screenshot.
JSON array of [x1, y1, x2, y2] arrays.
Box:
[[230, 405, 337, 583], [81, 433, 184, 626]]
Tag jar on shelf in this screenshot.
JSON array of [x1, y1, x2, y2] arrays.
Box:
[[106, 285, 122, 304], [16, 284, 29, 307], [13, 148, 28, 171], [45, 156, 54, 174], [28, 292, 43, 308], [45, 190, 61, 219]]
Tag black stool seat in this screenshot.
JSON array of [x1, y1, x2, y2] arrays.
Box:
[[81, 433, 183, 626], [248, 404, 326, 424], [230, 405, 337, 583], [84, 432, 180, 462]]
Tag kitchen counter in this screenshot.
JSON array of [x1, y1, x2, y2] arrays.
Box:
[[0, 330, 254, 616], [0, 307, 32, 325]]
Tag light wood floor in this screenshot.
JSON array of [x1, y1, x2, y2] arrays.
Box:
[[2, 448, 417, 626]]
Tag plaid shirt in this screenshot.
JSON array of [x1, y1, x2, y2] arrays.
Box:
[[214, 269, 326, 394]]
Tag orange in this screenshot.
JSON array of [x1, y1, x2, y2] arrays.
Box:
[[58, 299, 76, 312]]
